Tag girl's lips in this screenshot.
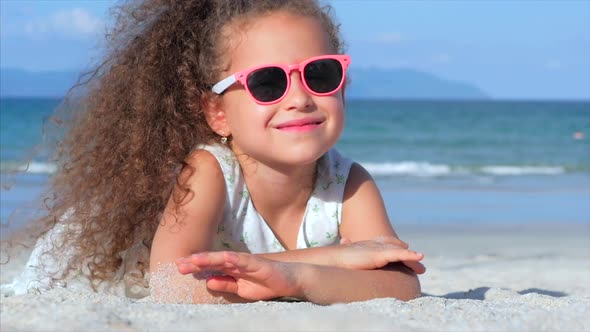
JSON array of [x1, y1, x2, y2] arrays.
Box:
[[275, 118, 324, 133], [275, 118, 324, 130]]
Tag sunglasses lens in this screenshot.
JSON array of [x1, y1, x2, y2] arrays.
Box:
[[247, 67, 287, 102], [304, 59, 343, 94]]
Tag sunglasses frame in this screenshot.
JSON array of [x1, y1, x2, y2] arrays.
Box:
[[211, 54, 351, 105]]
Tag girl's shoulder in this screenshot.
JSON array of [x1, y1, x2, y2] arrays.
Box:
[[191, 143, 236, 172], [187, 143, 239, 194], [180, 144, 228, 190]]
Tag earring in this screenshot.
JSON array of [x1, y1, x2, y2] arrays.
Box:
[[220, 134, 228, 145]]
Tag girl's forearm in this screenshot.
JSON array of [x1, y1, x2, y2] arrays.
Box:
[[150, 263, 250, 304], [257, 246, 339, 266], [293, 262, 421, 305], [172, 250, 422, 304]]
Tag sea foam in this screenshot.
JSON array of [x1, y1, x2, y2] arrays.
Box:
[[361, 161, 566, 177], [0, 162, 57, 174]]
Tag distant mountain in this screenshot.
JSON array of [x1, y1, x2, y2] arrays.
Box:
[[0, 67, 489, 99], [347, 67, 489, 100]]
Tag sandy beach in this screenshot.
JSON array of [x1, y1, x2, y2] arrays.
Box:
[[1, 223, 589, 332]]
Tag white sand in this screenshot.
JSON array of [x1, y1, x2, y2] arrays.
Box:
[[2, 224, 590, 332]]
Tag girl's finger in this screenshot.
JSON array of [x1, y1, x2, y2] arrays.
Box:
[[402, 261, 427, 275], [175, 256, 193, 265], [177, 255, 237, 274], [228, 252, 268, 273], [175, 254, 207, 267], [177, 263, 198, 274], [385, 250, 423, 263], [187, 251, 236, 267], [206, 275, 239, 293], [177, 263, 227, 274]]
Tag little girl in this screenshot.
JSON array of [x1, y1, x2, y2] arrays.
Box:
[[2, 0, 424, 304]]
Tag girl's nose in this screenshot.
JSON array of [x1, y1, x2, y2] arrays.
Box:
[[282, 72, 313, 111]]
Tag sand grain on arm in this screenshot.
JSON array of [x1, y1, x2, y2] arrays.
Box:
[[149, 262, 228, 304]]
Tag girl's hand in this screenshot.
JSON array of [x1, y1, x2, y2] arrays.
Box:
[[335, 237, 426, 274], [176, 252, 302, 301]]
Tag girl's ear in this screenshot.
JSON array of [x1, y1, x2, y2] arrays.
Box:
[[202, 95, 231, 136]]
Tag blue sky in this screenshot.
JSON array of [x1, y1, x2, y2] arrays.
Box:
[[1, 0, 589, 100]]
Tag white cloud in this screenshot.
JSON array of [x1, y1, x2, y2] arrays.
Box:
[[375, 32, 404, 44], [430, 53, 452, 64], [22, 8, 103, 39], [545, 60, 564, 70], [53, 8, 103, 35]]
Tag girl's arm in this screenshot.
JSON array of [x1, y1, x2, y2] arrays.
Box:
[[256, 237, 410, 267], [339, 163, 404, 241], [179, 237, 422, 272], [178, 251, 421, 304], [175, 163, 424, 303], [149, 150, 248, 304], [297, 262, 421, 304], [336, 162, 423, 294]]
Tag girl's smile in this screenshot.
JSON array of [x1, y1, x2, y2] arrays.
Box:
[[273, 117, 325, 133]]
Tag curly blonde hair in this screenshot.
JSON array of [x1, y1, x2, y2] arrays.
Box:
[[3, 0, 344, 289]]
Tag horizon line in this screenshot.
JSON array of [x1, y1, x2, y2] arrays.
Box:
[[2, 95, 589, 103]]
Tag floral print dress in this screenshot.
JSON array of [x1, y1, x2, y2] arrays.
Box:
[[198, 144, 353, 254]]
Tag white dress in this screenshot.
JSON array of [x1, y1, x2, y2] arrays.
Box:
[[1, 144, 353, 297], [199, 144, 353, 253]]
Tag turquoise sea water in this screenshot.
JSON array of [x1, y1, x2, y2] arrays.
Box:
[[1, 98, 589, 230]]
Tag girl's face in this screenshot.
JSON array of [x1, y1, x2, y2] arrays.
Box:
[[217, 12, 345, 169]]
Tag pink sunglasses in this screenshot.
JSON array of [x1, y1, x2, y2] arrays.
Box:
[[211, 54, 351, 105]]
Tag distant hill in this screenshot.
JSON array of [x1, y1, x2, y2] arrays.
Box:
[[347, 67, 489, 100], [0, 67, 489, 99]]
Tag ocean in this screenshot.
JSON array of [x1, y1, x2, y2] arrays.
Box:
[[1, 98, 589, 232]]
